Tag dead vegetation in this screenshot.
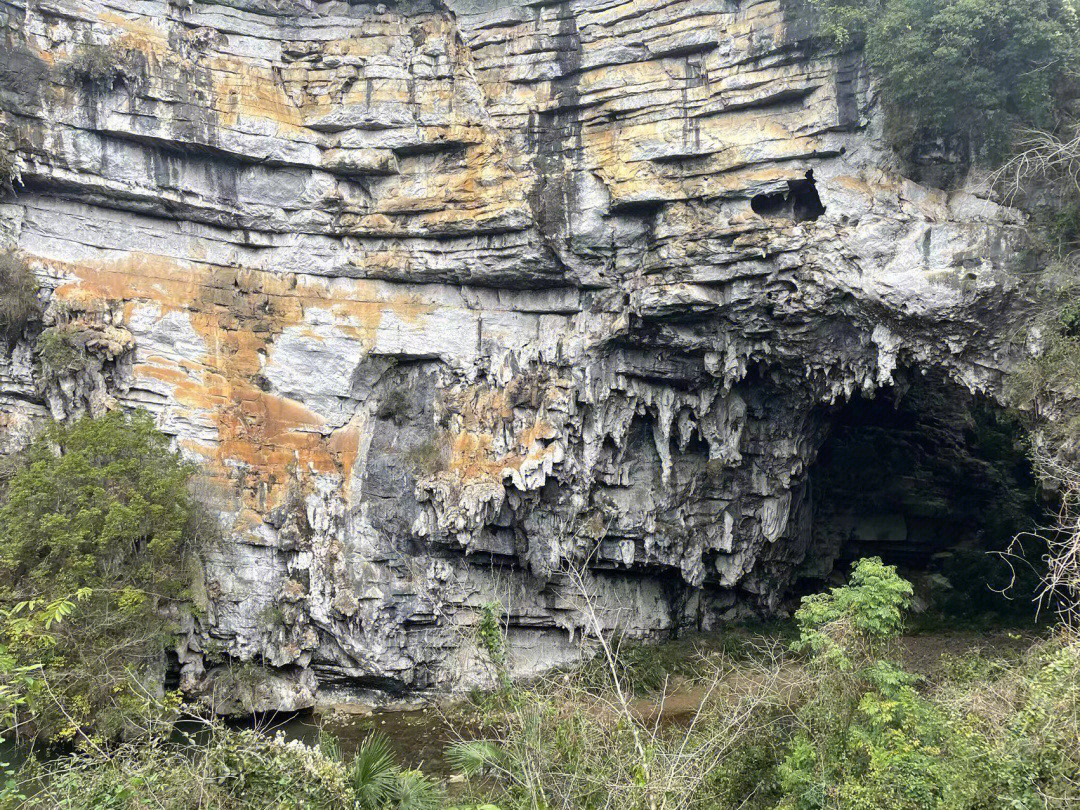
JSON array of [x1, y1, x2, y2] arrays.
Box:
[[0, 251, 40, 345]]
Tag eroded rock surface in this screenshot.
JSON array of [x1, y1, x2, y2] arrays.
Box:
[[0, 0, 1035, 706]]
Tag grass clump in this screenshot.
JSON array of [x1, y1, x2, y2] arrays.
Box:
[[405, 433, 450, 476], [0, 252, 39, 346]]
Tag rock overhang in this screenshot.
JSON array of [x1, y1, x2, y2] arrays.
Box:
[[0, 0, 1038, 706]]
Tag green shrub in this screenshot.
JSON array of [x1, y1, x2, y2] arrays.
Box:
[[36, 326, 87, 376], [349, 733, 444, 810], [0, 410, 199, 743], [477, 602, 506, 669], [0, 252, 39, 345], [23, 724, 352, 809], [778, 559, 996, 810], [995, 635, 1080, 807], [793, 556, 913, 670], [806, 0, 1080, 165], [23, 722, 445, 810]]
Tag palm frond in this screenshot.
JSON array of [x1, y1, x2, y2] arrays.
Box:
[[393, 769, 444, 810], [445, 740, 506, 776], [349, 732, 398, 810]]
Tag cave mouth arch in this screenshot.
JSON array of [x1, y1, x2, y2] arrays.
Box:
[[794, 371, 1043, 617]]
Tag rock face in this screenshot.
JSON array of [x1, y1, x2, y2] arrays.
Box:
[[0, 0, 1035, 706]]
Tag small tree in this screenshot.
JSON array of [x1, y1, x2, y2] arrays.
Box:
[[793, 555, 912, 671], [777, 559, 991, 810], [0, 409, 200, 743]]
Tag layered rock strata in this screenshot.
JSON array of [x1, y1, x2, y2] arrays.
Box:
[[0, 0, 1034, 707]]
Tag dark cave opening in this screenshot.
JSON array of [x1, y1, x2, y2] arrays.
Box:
[[789, 170, 826, 222], [750, 189, 788, 217], [750, 170, 826, 222], [798, 373, 1045, 619]]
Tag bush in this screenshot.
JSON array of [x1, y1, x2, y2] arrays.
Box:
[[349, 733, 443, 810], [477, 602, 506, 670], [793, 556, 913, 670], [20, 722, 446, 810], [994, 635, 1080, 807], [779, 559, 994, 810], [22, 724, 353, 810], [806, 0, 1080, 165], [36, 326, 88, 376], [0, 410, 199, 743], [0, 252, 39, 346]]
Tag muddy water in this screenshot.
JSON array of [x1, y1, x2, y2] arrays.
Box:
[[256, 705, 473, 776], [256, 681, 718, 777]]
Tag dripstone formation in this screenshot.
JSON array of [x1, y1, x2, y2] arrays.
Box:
[[0, 0, 1035, 709]]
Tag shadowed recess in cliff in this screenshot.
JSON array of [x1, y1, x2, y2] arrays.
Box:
[[798, 372, 1043, 615], [751, 170, 826, 222]]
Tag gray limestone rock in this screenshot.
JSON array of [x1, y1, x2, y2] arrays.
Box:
[[0, 0, 1047, 710]]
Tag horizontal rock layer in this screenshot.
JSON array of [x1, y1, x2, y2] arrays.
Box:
[[0, 0, 1034, 706]]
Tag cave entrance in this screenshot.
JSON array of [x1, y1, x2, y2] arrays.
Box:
[[797, 372, 1043, 618], [750, 170, 826, 222]]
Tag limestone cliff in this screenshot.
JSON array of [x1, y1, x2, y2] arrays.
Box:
[[0, 0, 1036, 708]]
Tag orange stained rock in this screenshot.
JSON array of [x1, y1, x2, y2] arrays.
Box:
[[36, 252, 445, 512], [211, 57, 306, 133], [97, 14, 169, 48]]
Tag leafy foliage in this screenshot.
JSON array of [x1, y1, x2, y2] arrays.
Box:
[[36, 326, 88, 377], [779, 559, 1080, 810], [477, 602, 506, 670], [22, 725, 353, 810], [347, 732, 444, 810], [806, 0, 1080, 164], [350, 733, 399, 810], [7, 553, 1080, 810], [0, 410, 200, 743], [793, 556, 913, 670]]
